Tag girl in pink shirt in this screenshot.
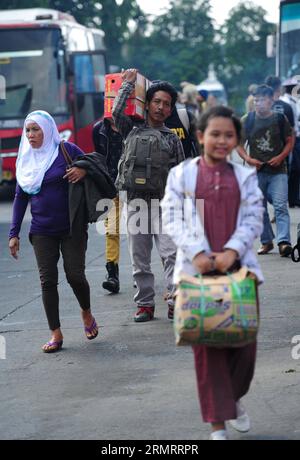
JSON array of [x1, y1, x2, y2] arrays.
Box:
[[162, 106, 264, 440], [193, 107, 255, 440]]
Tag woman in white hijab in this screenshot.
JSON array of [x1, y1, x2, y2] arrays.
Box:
[[16, 110, 61, 194], [9, 110, 99, 353]]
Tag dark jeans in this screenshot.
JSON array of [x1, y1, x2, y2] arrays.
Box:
[[288, 137, 300, 206], [257, 172, 290, 245], [31, 232, 90, 331]]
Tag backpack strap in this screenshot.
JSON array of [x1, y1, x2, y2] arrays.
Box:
[[128, 155, 137, 178], [277, 112, 287, 146], [177, 107, 190, 132], [127, 132, 138, 178], [60, 141, 73, 167], [244, 111, 256, 146]]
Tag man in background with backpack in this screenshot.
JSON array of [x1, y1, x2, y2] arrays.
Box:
[[265, 76, 300, 209], [265, 75, 295, 131], [237, 84, 294, 257], [144, 79, 200, 158], [165, 101, 200, 158], [112, 69, 185, 322]]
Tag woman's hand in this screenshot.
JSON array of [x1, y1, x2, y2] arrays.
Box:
[[211, 249, 238, 273], [9, 237, 19, 259], [192, 252, 214, 275], [63, 167, 87, 184]]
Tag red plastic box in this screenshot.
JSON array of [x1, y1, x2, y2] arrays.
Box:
[[104, 97, 145, 120], [105, 72, 150, 102]]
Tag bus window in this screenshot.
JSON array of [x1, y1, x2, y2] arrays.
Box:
[[71, 51, 106, 133], [92, 54, 105, 92], [74, 54, 96, 93], [280, 2, 300, 79], [0, 28, 68, 119], [73, 53, 105, 94]]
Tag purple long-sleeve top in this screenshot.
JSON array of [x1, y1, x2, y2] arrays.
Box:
[[9, 142, 84, 239]]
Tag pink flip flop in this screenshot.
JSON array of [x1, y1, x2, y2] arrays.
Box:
[[42, 340, 63, 353], [84, 318, 98, 340]]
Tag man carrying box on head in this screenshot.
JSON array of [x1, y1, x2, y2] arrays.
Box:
[[112, 68, 185, 322]]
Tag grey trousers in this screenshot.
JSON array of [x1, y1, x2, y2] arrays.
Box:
[[127, 200, 177, 308]]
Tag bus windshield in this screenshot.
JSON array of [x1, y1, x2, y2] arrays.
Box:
[[280, 2, 300, 79], [0, 28, 68, 120]]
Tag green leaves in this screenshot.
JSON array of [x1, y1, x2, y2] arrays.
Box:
[[221, 1, 276, 113], [0, 0, 276, 113], [125, 0, 219, 85]]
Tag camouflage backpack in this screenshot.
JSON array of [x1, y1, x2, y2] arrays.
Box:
[[117, 126, 174, 197]]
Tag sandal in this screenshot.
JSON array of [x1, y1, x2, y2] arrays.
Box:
[[84, 317, 98, 340], [42, 340, 63, 353]]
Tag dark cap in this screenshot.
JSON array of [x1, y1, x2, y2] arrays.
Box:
[[198, 89, 208, 100]]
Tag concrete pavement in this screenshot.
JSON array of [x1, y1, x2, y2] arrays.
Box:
[[0, 195, 300, 440]]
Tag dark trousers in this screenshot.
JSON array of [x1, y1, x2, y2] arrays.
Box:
[[288, 138, 300, 206], [192, 343, 257, 423], [31, 232, 90, 331]]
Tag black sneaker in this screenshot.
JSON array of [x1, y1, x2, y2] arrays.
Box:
[[278, 243, 292, 257]]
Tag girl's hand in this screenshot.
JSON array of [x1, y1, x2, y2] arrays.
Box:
[[192, 252, 214, 274], [9, 237, 19, 259], [247, 158, 264, 170], [63, 167, 87, 183], [211, 249, 238, 273]]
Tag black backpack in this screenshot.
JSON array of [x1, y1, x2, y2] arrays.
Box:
[[117, 126, 174, 197]]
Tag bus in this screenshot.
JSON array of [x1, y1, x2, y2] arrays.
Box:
[[278, 0, 300, 80], [0, 8, 107, 184]]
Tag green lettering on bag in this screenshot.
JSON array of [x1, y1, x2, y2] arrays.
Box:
[[230, 278, 256, 304], [230, 278, 256, 332]]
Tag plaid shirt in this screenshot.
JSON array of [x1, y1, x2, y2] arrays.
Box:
[[112, 81, 185, 166]]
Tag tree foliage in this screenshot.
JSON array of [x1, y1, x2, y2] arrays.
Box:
[[0, 0, 277, 112], [48, 1, 141, 65], [125, 0, 220, 85], [220, 1, 276, 113]]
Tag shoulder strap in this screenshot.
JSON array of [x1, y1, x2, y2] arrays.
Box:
[[244, 111, 256, 142], [60, 141, 73, 167], [277, 112, 287, 146], [177, 108, 190, 132]]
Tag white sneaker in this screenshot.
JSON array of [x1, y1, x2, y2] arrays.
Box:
[[209, 429, 228, 440], [228, 400, 250, 432]]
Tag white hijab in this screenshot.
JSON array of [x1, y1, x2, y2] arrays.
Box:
[[16, 110, 61, 195]]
